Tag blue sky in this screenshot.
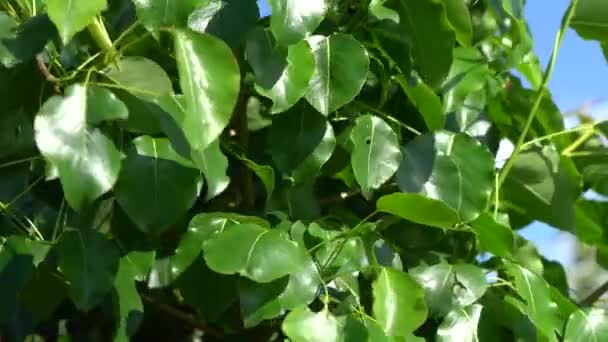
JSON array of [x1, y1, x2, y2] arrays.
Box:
[[257, 1, 608, 265]]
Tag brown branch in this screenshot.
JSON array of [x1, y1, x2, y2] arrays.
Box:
[[35, 54, 61, 94], [140, 293, 223, 338], [579, 280, 608, 307]]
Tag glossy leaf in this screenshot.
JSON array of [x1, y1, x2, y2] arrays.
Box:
[[174, 29, 240, 151], [505, 263, 562, 340], [114, 136, 202, 234], [305, 34, 370, 115], [34, 84, 122, 210], [571, 0, 608, 41], [268, 0, 327, 45], [86, 85, 129, 125], [377, 193, 460, 229], [410, 263, 488, 316], [351, 115, 401, 194], [396, 131, 495, 222], [246, 28, 315, 113], [282, 308, 341, 342], [395, 75, 444, 131], [437, 305, 482, 342], [203, 223, 307, 283], [386, 0, 455, 88], [372, 267, 428, 337], [564, 309, 608, 342], [58, 228, 120, 312], [46, 0, 106, 43]]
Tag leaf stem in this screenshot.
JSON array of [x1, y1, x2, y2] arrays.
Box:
[[562, 128, 597, 156], [521, 124, 595, 149], [354, 101, 422, 136], [497, 0, 579, 189], [87, 16, 117, 64]]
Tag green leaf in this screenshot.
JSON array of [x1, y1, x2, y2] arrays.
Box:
[[115, 136, 202, 234], [304, 34, 370, 115], [291, 120, 336, 184], [442, 48, 491, 117], [174, 29, 240, 151], [132, 0, 207, 33], [502, 146, 578, 231], [437, 305, 482, 342], [46, 0, 107, 43], [0, 13, 19, 67], [246, 28, 315, 113], [192, 140, 230, 200], [395, 75, 444, 131], [377, 193, 460, 229], [505, 263, 562, 341], [86, 85, 129, 125], [105, 57, 173, 134], [203, 223, 307, 283], [564, 309, 608, 342], [113, 254, 144, 342], [410, 263, 488, 316], [351, 115, 401, 194], [438, 0, 472, 46], [372, 267, 428, 337], [58, 228, 120, 312], [268, 109, 332, 174], [574, 199, 608, 245], [571, 0, 608, 41], [396, 131, 495, 222], [470, 213, 514, 258], [282, 308, 341, 342], [34, 84, 122, 210], [268, 0, 327, 45], [386, 0, 455, 88], [225, 143, 276, 202]]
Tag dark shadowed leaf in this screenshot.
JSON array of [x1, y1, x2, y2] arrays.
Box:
[[386, 0, 455, 88], [372, 267, 428, 337], [305, 34, 370, 115], [58, 228, 120, 311], [114, 136, 202, 234]]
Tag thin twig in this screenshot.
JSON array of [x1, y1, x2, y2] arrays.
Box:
[[497, 0, 579, 189], [580, 280, 608, 306], [140, 294, 223, 338]]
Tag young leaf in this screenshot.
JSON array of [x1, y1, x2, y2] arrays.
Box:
[[410, 263, 488, 316], [246, 28, 315, 113], [58, 228, 120, 312], [305, 34, 370, 115], [268, 0, 327, 45], [114, 136, 202, 235], [203, 223, 308, 283], [396, 131, 495, 222], [34, 84, 122, 210], [46, 0, 107, 43], [174, 29, 240, 151], [372, 267, 428, 337], [351, 115, 401, 194], [377, 193, 460, 229]]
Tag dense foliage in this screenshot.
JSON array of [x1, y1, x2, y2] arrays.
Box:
[[2, 0, 608, 340]]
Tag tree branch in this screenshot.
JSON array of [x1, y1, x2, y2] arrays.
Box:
[[580, 280, 608, 307]]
